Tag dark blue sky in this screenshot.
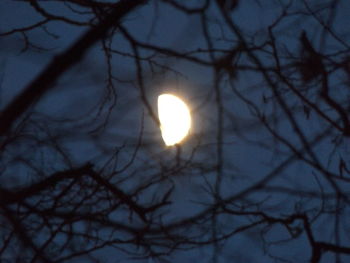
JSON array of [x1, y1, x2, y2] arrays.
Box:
[[1, 1, 350, 262]]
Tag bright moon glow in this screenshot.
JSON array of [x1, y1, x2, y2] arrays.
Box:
[[158, 94, 191, 146]]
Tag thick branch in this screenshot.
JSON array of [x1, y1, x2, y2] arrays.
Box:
[[0, 0, 146, 136]]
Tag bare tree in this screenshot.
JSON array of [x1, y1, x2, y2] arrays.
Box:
[[1, 1, 350, 262]]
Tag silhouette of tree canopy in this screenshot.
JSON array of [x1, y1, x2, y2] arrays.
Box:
[[0, 1, 350, 262]]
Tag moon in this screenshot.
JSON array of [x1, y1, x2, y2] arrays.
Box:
[[157, 93, 192, 146]]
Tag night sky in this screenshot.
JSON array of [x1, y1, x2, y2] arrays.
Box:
[[1, 1, 350, 263]]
